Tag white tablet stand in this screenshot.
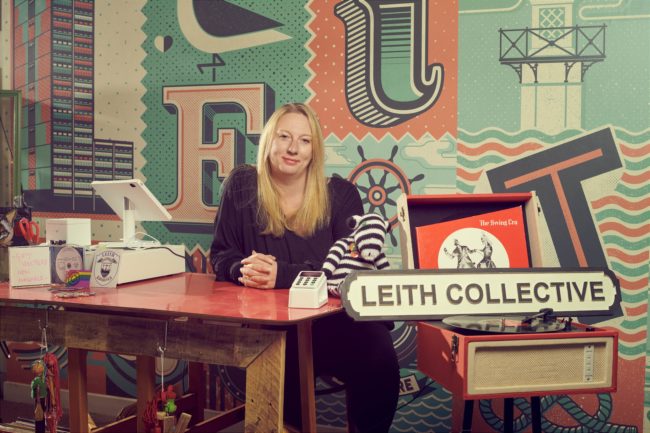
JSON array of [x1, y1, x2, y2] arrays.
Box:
[[91, 179, 171, 247]]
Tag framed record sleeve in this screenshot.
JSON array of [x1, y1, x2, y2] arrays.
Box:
[[415, 205, 530, 269], [398, 192, 542, 270]]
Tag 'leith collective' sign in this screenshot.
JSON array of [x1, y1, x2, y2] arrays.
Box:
[[339, 268, 620, 321]]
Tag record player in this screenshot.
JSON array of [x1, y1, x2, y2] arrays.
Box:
[[392, 192, 620, 433], [418, 309, 617, 400], [391, 193, 618, 398]]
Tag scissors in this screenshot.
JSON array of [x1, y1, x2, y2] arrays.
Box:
[[18, 217, 40, 245]]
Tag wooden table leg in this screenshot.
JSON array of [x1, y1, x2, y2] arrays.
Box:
[[67, 348, 89, 433], [296, 321, 316, 433], [136, 355, 156, 433], [188, 361, 206, 423], [244, 332, 286, 433]]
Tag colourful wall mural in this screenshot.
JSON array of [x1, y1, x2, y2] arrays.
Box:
[[1, 0, 648, 431]]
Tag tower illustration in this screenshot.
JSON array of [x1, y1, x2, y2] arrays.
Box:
[[13, 0, 133, 212], [499, 0, 606, 134]]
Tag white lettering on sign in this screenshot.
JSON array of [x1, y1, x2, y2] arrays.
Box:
[[341, 269, 619, 321]]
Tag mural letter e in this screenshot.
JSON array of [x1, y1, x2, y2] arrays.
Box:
[[162, 84, 271, 222]]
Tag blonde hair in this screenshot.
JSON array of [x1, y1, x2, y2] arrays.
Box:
[[256, 103, 330, 237]]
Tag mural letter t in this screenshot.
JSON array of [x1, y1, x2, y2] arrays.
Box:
[[487, 128, 622, 268]]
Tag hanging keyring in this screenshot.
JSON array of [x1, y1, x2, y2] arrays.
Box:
[[157, 321, 169, 396], [38, 308, 50, 357]]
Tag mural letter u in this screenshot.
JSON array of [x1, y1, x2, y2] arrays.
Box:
[[335, 0, 444, 127]]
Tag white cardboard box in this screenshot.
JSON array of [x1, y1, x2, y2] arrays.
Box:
[[46, 218, 92, 246], [88, 245, 185, 286]]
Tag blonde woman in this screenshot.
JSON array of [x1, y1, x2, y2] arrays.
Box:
[[210, 103, 399, 432]]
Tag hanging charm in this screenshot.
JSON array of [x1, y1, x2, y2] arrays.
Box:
[[31, 314, 61, 433], [158, 321, 177, 416], [143, 321, 174, 433], [348, 241, 359, 258], [143, 397, 160, 433], [162, 385, 177, 416], [30, 319, 49, 433], [30, 360, 47, 433], [43, 352, 62, 433]]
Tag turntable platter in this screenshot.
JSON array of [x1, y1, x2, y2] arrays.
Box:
[[442, 315, 567, 333]]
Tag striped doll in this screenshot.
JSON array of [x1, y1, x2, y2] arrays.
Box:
[[322, 213, 390, 296]]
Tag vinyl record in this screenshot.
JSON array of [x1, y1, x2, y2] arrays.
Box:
[[443, 315, 566, 334], [54, 246, 84, 283]]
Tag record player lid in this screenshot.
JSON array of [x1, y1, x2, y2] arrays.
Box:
[[442, 315, 567, 333]]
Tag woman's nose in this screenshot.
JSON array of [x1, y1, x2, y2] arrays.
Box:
[[286, 139, 298, 155]]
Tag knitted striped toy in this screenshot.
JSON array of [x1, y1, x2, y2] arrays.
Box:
[[322, 213, 390, 296]]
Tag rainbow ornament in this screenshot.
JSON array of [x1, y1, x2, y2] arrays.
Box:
[[65, 270, 91, 288]]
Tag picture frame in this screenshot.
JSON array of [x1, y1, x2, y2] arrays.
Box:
[[397, 192, 543, 270]]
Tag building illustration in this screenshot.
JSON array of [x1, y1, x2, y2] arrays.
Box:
[[499, 0, 606, 134], [13, 0, 133, 212]]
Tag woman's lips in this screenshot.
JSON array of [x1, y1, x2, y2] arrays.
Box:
[[282, 157, 299, 165]]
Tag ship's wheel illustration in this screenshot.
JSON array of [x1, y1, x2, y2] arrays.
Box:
[[391, 321, 418, 366], [346, 145, 423, 245]]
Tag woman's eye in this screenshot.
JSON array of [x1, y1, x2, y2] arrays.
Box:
[[301, 138, 312, 145]]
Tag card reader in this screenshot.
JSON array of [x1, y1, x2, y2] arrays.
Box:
[[288, 270, 328, 308]]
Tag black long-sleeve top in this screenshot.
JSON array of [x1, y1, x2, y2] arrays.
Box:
[[210, 165, 363, 288]]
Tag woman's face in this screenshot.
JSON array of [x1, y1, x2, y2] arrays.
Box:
[[268, 112, 313, 182]]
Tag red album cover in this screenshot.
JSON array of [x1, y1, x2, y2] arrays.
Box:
[[415, 205, 530, 269]]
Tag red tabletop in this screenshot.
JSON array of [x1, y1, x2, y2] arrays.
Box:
[[0, 273, 343, 324]]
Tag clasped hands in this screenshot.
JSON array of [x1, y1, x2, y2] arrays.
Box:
[[239, 250, 277, 289]]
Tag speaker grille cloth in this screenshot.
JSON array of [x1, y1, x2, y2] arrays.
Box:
[[471, 343, 607, 390]]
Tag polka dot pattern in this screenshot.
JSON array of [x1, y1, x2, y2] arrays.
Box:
[[141, 0, 312, 203]]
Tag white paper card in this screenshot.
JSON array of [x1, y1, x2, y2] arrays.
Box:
[[9, 246, 51, 287], [90, 249, 121, 288]]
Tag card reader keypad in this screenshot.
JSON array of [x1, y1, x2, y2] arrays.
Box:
[[293, 271, 326, 289]]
